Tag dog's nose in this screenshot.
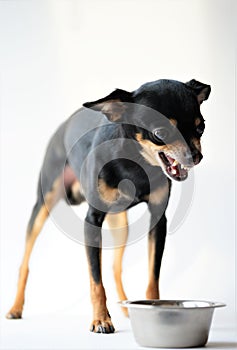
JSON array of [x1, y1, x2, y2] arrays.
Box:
[[192, 149, 203, 165]]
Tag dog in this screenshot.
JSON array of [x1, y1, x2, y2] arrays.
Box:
[[6, 79, 211, 333]]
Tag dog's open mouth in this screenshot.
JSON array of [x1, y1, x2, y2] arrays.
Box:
[[159, 152, 189, 181]]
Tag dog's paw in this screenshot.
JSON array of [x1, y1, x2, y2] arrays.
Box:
[[6, 309, 22, 319], [90, 319, 115, 334]]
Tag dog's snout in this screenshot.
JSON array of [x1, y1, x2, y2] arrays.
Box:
[[182, 149, 202, 166], [182, 150, 193, 165], [191, 149, 203, 165]]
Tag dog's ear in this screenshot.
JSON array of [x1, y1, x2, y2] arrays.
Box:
[[83, 89, 133, 122], [186, 79, 211, 104]]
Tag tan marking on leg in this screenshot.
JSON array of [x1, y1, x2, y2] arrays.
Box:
[[98, 179, 119, 204], [6, 205, 49, 319], [144, 182, 169, 205], [44, 176, 64, 209], [87, 252, 115, 332], [106, 212, 128, 317], [146, 235, 159, 300], [89, 279, 112, 330], [6, 176, 63, 319]]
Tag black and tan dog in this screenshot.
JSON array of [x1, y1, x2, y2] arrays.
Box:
[[6, 79, 210, 333]]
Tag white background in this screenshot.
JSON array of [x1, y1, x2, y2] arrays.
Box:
[[0, 0, 236, 349]]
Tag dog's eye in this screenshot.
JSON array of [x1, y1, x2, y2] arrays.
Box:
[[153, 127, 169, 142], [196, 124, 205, 136]]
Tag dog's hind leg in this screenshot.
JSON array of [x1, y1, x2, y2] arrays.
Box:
[[106, 211, 129, 316], [6, 175, 63, 319]]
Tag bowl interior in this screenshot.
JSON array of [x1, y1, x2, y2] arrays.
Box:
[[120, 299, 226, 309]]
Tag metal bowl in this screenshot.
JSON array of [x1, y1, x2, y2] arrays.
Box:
[[119, 300, 225, 348]]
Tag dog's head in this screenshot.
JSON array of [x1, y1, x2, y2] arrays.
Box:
[[83, 79, 211, 182]]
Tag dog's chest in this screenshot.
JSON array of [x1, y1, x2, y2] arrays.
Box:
[[99, 159, 168, 206]]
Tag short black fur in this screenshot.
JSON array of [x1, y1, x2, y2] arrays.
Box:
[[7, 78, 211, 333]]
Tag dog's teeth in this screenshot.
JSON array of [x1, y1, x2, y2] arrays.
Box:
[[172, 160, 179, 166], [181, 164, 189, 171], [171, 168, 177, 175]]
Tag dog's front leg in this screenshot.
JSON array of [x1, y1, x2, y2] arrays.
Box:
[[146, 211, 167, 300], [85, 206, 115, 333]]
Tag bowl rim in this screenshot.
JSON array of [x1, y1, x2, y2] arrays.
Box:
[[118, 299, 226, 309]]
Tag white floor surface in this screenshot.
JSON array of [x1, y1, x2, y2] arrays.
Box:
[[1, 311, 236, 350]]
